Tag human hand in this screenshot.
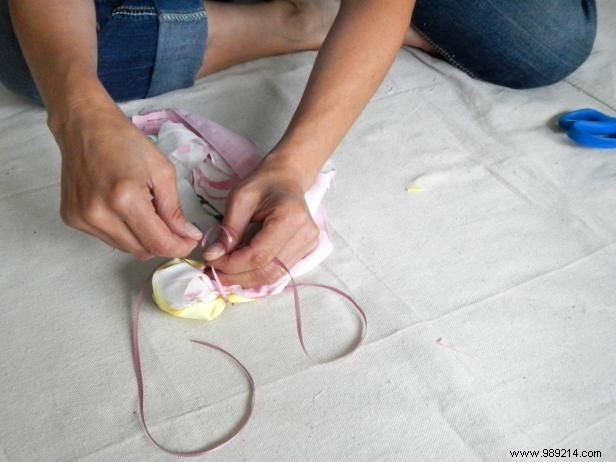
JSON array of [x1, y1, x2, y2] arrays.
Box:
[[202, 156, 319, 288], [52, 104, 202, 260]]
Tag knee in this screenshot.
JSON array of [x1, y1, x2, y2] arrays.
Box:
[[413, 0, 598, 90], [0, 1, 43, 105], [487, 2, 598, 89]]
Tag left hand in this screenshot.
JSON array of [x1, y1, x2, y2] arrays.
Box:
[[202, 156, 319, 288]]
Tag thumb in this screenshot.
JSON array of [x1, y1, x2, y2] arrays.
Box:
[[203, 188, 257, 261], [153, 170, 203, 241]]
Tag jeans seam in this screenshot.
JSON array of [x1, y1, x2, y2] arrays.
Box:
[[412, 25, 479, 80], [111, 6, 157, 17], [115, 6, 156, 11], [111, 12, 158, 17], [159, 11, 207, 22]]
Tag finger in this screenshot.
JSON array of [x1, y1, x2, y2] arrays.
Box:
[[79, 221, 126, 251], [213, 224, 318, 288], [151, 165, 203, 241], [203, 188, 259, 261], [74, 212, 153, 260], [211, 209, 310, 274], [212, 261, 285, 289], [92, 216, 155, 260], [118, 194, 198, 257]]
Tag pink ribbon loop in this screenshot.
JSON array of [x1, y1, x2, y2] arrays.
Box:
[[274, 258, 367, 360], [132, 285, 255, 457], [132, 224, 367, 456]]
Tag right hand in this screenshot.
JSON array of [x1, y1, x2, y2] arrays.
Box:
[[51, 104, 202, 260]]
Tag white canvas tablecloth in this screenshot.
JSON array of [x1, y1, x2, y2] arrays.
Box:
[[1, 2, 615, 460]]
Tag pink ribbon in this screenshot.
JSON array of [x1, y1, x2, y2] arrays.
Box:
[[131, 110, 361, 455], [132, 283, 255, 457], [132, 225, 367, 456]]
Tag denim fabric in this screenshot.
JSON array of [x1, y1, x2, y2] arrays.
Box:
[[412, 0, 597, 89], [148, 0, 207, 97], [0, 0, 207, 104], [0, 0, 597, 104], [96, 0, 160, 102], [0, 0, 40, 102]]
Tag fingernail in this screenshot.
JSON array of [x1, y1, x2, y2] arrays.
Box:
[[203, 242, 225, 260], [185, 222, 203, 239]]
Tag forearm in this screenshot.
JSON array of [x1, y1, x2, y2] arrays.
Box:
[[8, 0, 117, 131], [269, 0, 415, 190]]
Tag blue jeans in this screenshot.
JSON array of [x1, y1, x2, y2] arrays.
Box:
[[0, 0, 597, 105], [411, 0, 597, 89], [0, 0, 207, 104]]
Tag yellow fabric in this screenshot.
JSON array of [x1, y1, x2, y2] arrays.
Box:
[[151, 258, 254, 320]]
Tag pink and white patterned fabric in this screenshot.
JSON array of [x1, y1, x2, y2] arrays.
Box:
[[132, 109, 335, 314]]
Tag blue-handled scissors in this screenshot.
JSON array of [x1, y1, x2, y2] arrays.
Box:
[[558, 108, 616, 149]]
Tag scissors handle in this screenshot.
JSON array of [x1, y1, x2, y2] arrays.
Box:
[[567, 121, 616, 149], [558, 108, 616, 149], [558, 108, 616, 130]]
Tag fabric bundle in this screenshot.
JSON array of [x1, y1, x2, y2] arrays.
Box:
[[132, 109, 336, 319]]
